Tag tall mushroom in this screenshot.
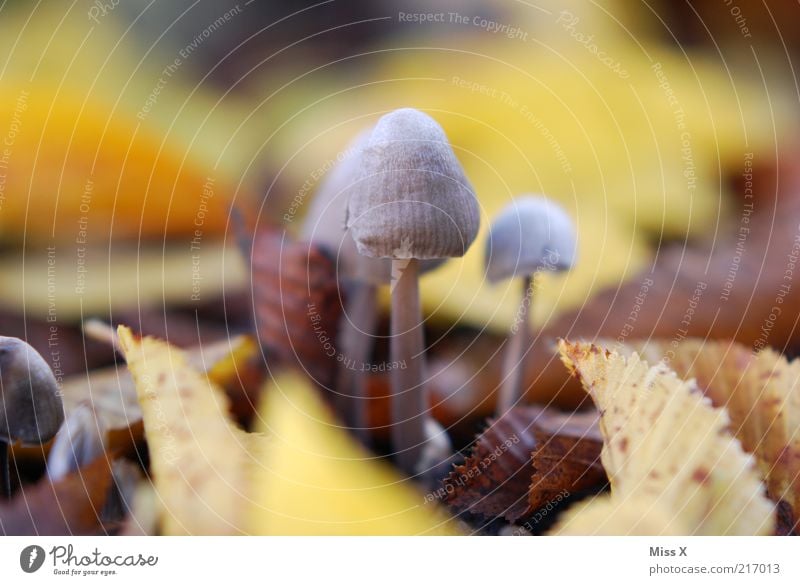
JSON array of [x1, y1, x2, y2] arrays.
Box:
[[484, 196, 577, 415], [346, 108, 480, 475], [302, 130, 442, 440], [0, 336, 64, 495]]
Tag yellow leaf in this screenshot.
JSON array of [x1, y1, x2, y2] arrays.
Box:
[[249, 372, 461, 535], [118, 327, 458, 535], [117, 326, 254, 535], [554, 340, 774, 535], [616, 339, 800, 524]]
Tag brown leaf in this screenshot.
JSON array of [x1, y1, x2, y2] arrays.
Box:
[[528, 411, 605, 512], [0, 457, 113, 535], [443, 407, 605, 523], [250, 228, 342, 389]]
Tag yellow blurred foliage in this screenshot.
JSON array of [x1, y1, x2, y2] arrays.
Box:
[[272, 27, 790, 330], [250, 371, 461, 535], [0, 6, 258, 242]]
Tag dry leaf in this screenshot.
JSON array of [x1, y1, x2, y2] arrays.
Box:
[[0, 457, 113, 535], [554, 341, 774, 535], [528, 411, 605, 512], [117, 326, 255, 535], [617, 339, 800, 534], [443, 407, 605, 523], [250, 229, 342, 389], [119, 327, 455, 535], [444, 407, 540, 522]]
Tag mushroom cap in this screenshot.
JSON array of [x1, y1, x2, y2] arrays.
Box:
[[484, 196, 577, 283], [0, 336, 64, 444], [346, 108, 480, 260], [302, 126, 444, 284]]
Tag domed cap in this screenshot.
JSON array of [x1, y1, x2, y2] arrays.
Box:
[[0, 336, 64, 444], [302, 128, 444, 284], [485, 196, 577, 283], [346, 108, 480, 260]]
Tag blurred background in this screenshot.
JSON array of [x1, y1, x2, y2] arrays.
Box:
[[1, 0, 799, 412]]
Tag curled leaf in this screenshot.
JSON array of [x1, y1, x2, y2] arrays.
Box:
[[619, 339, 800, 534], [443, 408, 605, 523], [555, 340, 774, 535]]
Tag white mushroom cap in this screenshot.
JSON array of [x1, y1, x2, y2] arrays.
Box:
[[484, 196, 577, 283], [346, 108, 480, 260], [302, 126, 444, 284]]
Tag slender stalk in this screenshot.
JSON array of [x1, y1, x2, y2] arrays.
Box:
[[335, 281, 378, 440], [1, 442, 11, 498], [390, 258, 427, 474], [497, 275, 534, 415]]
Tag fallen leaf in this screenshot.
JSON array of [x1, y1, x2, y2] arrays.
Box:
[[249, 372, 461, 535], [554, 340, 774, 535], [528, 411, 605, 512], [443, 407, 605, 523], [616, 339, 800, 534], [0, 457, 113, 535], [443, 407, 540, 522], [119, 327, 453, 535], [250, 228, 342, 389], [117, 326, 255, 535]]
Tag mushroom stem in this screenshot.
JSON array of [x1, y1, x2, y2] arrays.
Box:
[[390, 258, 428, 474], [1, 442, 10, 497], [497, 275, 534, 414], [335, 281, 378, 439]]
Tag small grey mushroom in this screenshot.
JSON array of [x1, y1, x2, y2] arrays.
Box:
[[0, 336, 64, 496], [47, 403, 106, 482], [302, 128, 443, 440], [346, 108, 480, 475], [484, 196, 577, 415]]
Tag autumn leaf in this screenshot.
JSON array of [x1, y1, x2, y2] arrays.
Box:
[[0, 6, 259, 243], [528, 411, 605, 512], [119, 327, 458, 535], [249, 372, 461, 535], [249, 228, 342, 389], [443, 407, 605, 523], [554, 341, 774, 535], [0, 457, 113, 536], [616, 339, 800, 534], [117, 326, 255, 535]]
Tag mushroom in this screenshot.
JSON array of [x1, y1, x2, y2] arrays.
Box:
[[484, 196, 577, 415], [302, 130, 442, 440], [47, 403, 106, 481], [0, 336, 64, 495], [346, 108, 480, 475]]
